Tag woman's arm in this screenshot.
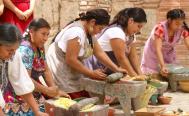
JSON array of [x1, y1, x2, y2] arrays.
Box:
[[110, 38, 137, 77], [0, 107, 4, 116], [23, 0, 35, 20], [154, 37, 165, 68], [0, 0, 4, 16], [27, 70, 58, 97], [29, 0, 35, 11], [184, 37, 189, 49], [3, 0, 25, 20], [43, 62, 70, 98], [66, 37, 106, 80], [128, 44, 142, 75], [93, 41, 121, 72], [43, 62, 56, 87], [154, 36, 168, 76], [21, 93, 48, 116]]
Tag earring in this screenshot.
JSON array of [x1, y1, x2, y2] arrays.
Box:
[[89, 26, 94, 32]]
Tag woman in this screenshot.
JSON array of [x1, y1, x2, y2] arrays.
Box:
[[19, 18, 70, 106], [141, 9, 189, 76], [0, 0, 3, 16], [0, 24, 47, 116], [0, 0, 35, 33], [85, 7, 147, 76], [46, 9, 126, 99]]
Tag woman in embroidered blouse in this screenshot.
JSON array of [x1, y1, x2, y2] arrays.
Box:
[[19, 18, 70, 103], [46, 9, 126, 99], [141, 9, 189, 76], [0, 24, 47, 116]]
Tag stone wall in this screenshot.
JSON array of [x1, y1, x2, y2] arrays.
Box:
[[34, 0, 189, 66]]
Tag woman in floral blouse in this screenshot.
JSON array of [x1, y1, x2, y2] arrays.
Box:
[[19, 18, 70, 113]]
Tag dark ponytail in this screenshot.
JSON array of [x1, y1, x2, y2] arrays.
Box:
[[52, 9, 110, 43], [67, 8, 110, 26], [167, 9, 189, 32], [110, 7, 147, 29]]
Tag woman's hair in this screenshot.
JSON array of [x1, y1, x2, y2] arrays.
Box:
[[52, 9, 110, 44], [23, 18, 50, 39], [110, 7, 147, 29], [67, 8, 110, 26], [0, 24, 22, 45], [167, 9, 189, 31]]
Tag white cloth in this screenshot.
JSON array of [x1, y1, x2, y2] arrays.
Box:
[[56, 27, 86, 57], [98, 26, 126, 51], [0, 90, 5, 108], [8, 50, 34, 96]]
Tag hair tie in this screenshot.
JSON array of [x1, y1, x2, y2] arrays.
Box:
[[79, 12, 86, 19], [23, 28, 29, 38]]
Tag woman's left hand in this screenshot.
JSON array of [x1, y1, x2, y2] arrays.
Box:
[[115, 67, 127, 74], [57, 90, 71, 99]]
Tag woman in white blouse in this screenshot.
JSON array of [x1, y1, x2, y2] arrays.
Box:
[[85, 8, 147, 76], [0, 24, 47, 116]]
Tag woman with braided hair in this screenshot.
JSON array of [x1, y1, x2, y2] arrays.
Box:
[[141, 9, 189, 76]]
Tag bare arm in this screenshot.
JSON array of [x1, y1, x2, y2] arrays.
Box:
[[0, 107, 5, 116], [21, 93, 48, 116], [110, 38, 137, 77], [3, 0, 25, 20], [154, 36, 165, 68], [0, 0, 4, 16], [43, 62, 56, 87], [66, 37, 106, 80], [154, 36, 168, 76], [93, 41, 118, 72], [27, 70, 58, 97], [29, 0, 35, 11], [3, 0, 18, 13], [23, 0, 35, 20], [128, 44, 142, 75], [27, 70, 48, 93], [184, 37, 189, 50]]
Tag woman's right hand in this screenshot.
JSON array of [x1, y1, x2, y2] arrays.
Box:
[[90, 69, 107, 80], [0, 107, 5, 116], [160, 66, 169, 77], [15, 10, 26, 20], [46, 86, 59, 98]]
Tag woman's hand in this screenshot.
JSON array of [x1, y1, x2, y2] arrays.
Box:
[[115, 67, 127, 74], [160, 66, 169, 77], [46, 86, 59, 98], [57, 90, 71, 99], [23, 9, 33, 21], [34, 111, 49, 116], [0, 107, 5, 116], [15, 9, 26, 20], [90, 69, 107, 80]]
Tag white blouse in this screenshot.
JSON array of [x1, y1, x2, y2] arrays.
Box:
[[0, 50, 34, 108]]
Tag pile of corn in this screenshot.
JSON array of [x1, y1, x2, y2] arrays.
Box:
[[54, 97, 77, 110]]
